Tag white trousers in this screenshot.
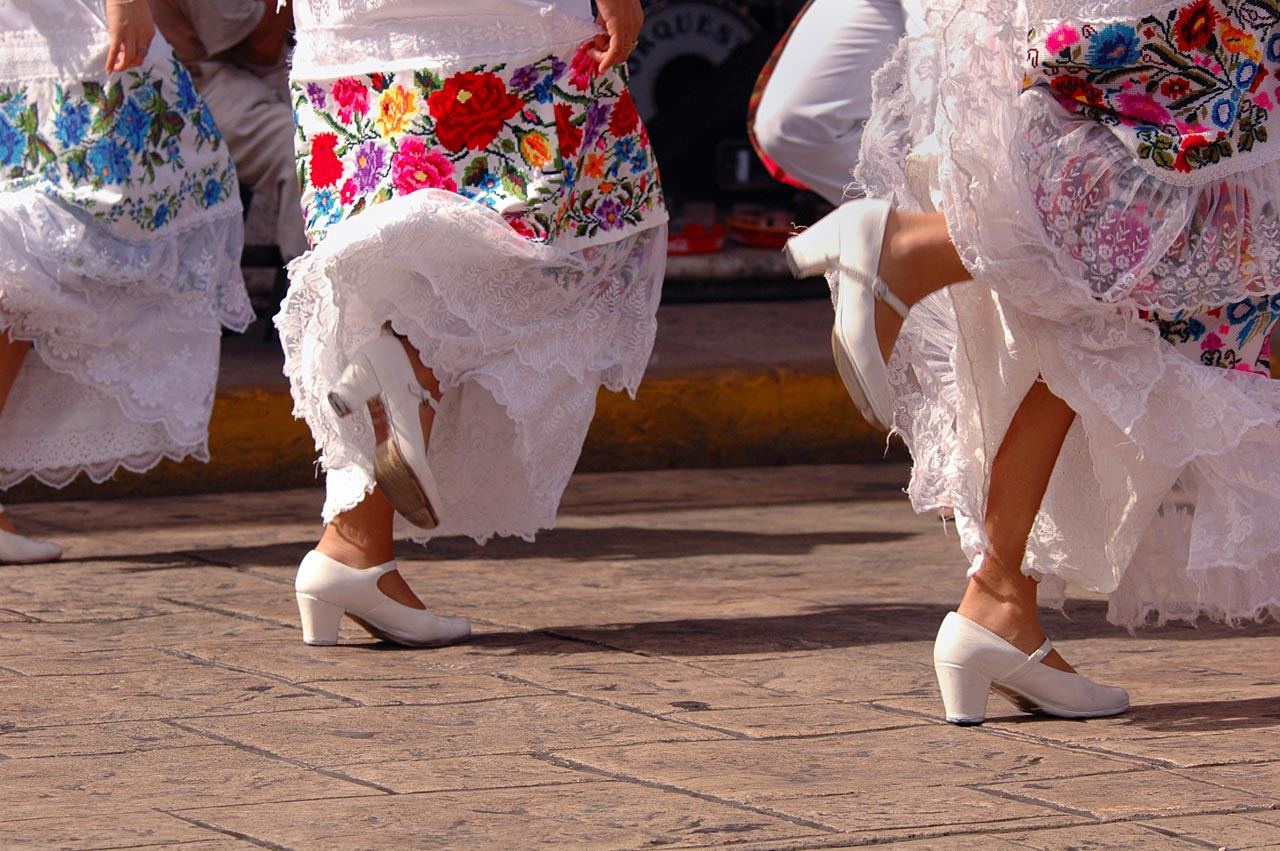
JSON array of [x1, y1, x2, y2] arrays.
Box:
[[753, 0, 924, 205]]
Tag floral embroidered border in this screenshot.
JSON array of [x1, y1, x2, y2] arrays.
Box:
[[1026, 0, 1279, 174], [291, 42, 664, 246]]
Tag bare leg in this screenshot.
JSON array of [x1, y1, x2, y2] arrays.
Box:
[[0, 332, 31, 534], [956, 380, 1077, 672], [314, 332, 439, 609], [876, 211, 971, 362]]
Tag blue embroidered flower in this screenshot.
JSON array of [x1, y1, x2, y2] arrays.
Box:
[[54, 100, 91, 147], [151, 202, 170, 228], [510, 65, 539, 91], [1212, 96, 1237, 129], [175, 65, 200, 112], [629, 149, 648, 174], [42, 163, 61, 185], [310, 188, 342, 227], [0, 92, 25, 124], [1268, 32, 1280, 63], [1088, 24, 1141, 68], [1235, 60, 1258, 88], [202, 177, 224, 207], [532, 77, 556, 104], [194, 103, 218, 144], [0, 116, 26, 167], [116, 97, 152, 154], [86, 137, 132, 184]]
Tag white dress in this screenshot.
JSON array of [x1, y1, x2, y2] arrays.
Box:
[[0, 2, 252, 487], [858, 0, 1280, 625], [277, 0, 668, 540]]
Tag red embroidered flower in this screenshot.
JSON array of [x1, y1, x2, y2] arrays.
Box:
[[310, 133, 344, 188], [608, 90, 639, 138], [1050, 75, 1105, 108], [505, 214, 537, 239], [340, 178, 357, 205], [426, 71, 523, 152], [391, 137, 458, 194], [1159, 76, 1193, 100], [1173, 134, 1213, 172], [1174, 0, 1217, 52], [555, 103, 582, 158], [332, 78, 369, 123], [568, 42, 601, 92]]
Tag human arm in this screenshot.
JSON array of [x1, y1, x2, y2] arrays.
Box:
[[589, 0, 643, 72], [105, 0, 155, 73]]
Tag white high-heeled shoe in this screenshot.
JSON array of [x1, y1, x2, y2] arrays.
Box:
[[783, 199, 908, 430], [328, 328, 443, 529], [933, 612, 1129, 725], [0, 509, 62, 564], [294, 550, 471, 647]]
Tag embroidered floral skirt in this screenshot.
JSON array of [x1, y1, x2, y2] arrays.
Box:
[[0, 38, 252, 488], [277, 38, 668, 539], [856, 0, 1280, 625]]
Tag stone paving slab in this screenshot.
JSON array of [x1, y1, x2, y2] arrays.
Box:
[[1, 463, 1279, 849]]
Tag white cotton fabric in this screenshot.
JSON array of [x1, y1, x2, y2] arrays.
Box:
[[280, 1, 667, 540], [857, 0, 1280, 626], [0, 7, 253, 488]]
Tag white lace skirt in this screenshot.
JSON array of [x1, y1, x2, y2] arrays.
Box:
[[856, 0, 1280, 626], [276, 189, 665, 541], [0, 41, 253, 489]]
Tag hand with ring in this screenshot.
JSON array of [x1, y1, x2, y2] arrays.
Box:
[[588, 0, 643, 72], [104, 0, 155, 73]]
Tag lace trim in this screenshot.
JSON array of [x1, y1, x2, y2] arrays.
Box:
[[291, 12, 600, 78]]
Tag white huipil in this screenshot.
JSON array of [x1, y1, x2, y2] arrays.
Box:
[[859, 0, 1280, 625], [277, 0, 668, 540], [0, 1, 252, 487]]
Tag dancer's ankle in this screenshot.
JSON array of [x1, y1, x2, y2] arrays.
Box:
[[880, 210, 963, 304]]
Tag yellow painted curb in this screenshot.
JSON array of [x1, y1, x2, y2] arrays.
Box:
[[4, 367, 895, 502]]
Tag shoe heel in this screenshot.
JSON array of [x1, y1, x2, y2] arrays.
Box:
[[935, 662, 991, 726], [296, 593, 344, 645], [328, 357, 380, 418], [783, 211, 841, 278]]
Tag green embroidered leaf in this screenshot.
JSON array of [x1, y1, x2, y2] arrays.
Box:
[[350, 196, 366, 217], [462, 158, 489, 186], [502, 168, 528, 201], [83, 81, 104, 106], [1241, 130, 1256, 152], [1257, 124, 1268, 143], [1152, 148, 1175, 169], [501, 137, 516, 154], [373, 186, 393, 204], [105, 81, 124, 112], [414, 69, 444, 96]]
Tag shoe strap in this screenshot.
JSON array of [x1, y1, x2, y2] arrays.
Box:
[[872, 278, 910, 319], [1006, 638, 1056, 680]]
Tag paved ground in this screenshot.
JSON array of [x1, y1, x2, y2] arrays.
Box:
[[2, 463, 1279, 849]]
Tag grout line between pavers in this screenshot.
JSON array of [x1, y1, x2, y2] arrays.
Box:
[[1135, 820, 1229, 849], [163, 719, 396, 796], [972, 784, 1099, 820], [491, 671, 749, 740], [160, 811, 292, 851], [533, 749, 843, 835], [159, 597, 295, 631], [155, 647, 363, 707]]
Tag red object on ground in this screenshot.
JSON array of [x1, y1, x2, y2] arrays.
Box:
[[667, 222, 727, 255]]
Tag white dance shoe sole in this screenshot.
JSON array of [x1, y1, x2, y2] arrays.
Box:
[[328, 330, 443, 529], [784, 199, 908, 430], [0, 524, 62, 564], [933, 612, 1130, 725], [295, 551, 471, 647]]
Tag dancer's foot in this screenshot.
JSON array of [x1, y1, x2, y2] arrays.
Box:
[[294, 550, 469, 648], [784, 204, 968, 428], [956, 555, 1074, 673], [328, 327, 444, 529], [0, 508, 62, 564], [316, 488, 425, 610]]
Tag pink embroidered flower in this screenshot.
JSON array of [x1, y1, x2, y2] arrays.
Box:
[[1256, 92, 1274, 111], [1045, 25, 1080, 53], [1116, 92, 1172, 126], [1202, 332, 1224, 351], [332, 78, 370, 123], [340, 178, 357, 205], [568, 42, 601, 92], [391, 137, 458, 194]]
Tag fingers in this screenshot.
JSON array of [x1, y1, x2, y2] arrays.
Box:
[[592, 0, 643, 72], [105, 26, 153, 73]]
